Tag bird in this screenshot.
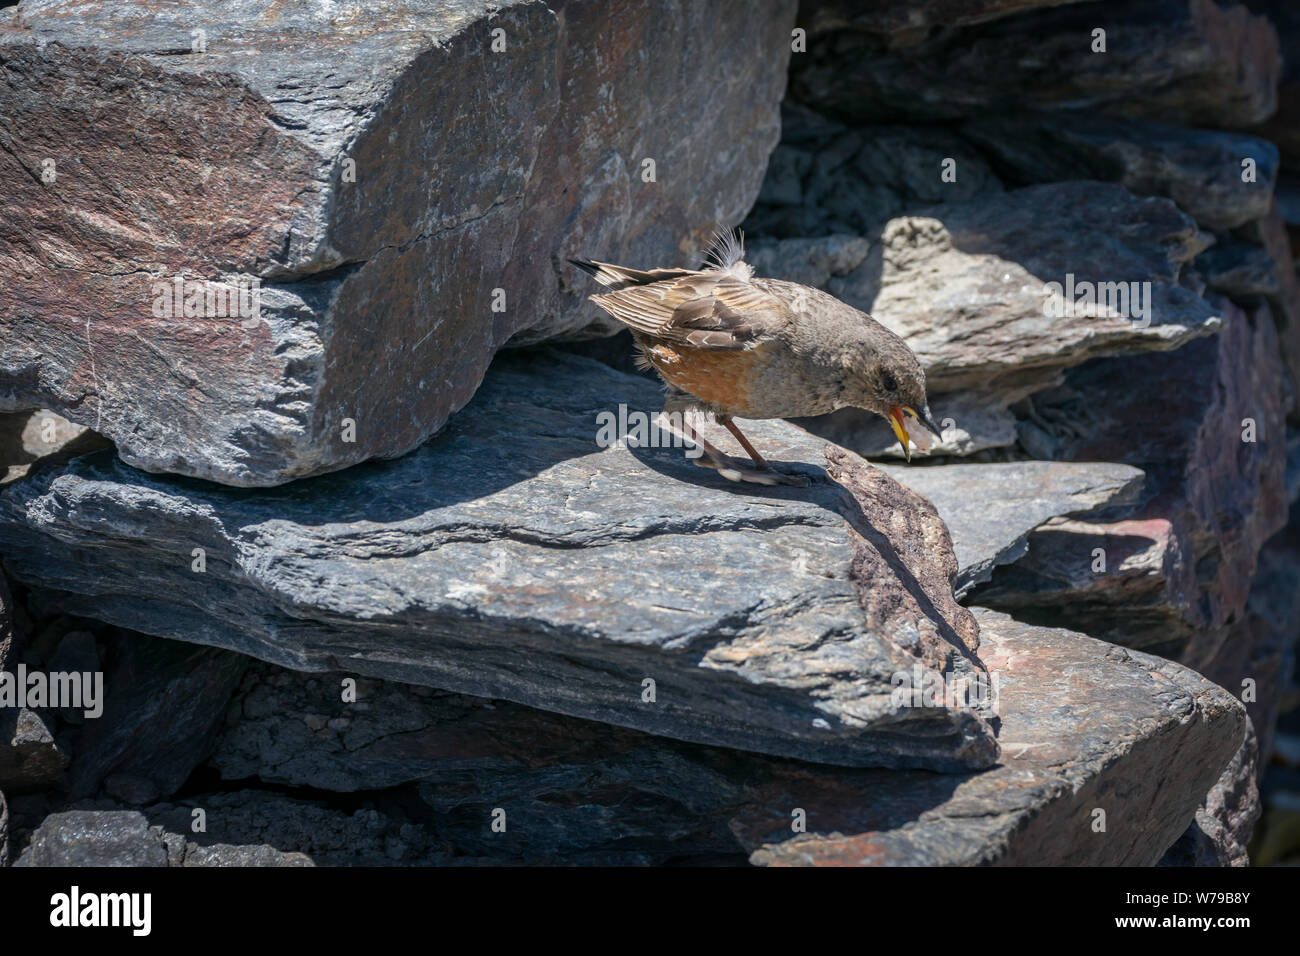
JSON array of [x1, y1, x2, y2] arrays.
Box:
[[570, 228, 944, 486]]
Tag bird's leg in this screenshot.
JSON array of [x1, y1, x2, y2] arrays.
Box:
[[720, 417, 769, 469], [672, 416, 807, 487]]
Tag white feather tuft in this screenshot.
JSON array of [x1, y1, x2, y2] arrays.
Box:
[[703, 226, 746, 273]]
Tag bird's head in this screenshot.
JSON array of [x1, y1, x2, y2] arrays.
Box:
[[839, 331, 944, 462]]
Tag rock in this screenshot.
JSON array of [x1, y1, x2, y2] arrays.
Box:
[[206, 609, 1242, 866], [962, 114, 1279, 230], [15, 809, 168, 866], [975, 301, 1289, 664], [1234, 200, 1300, 414], [0, 0, 796, 486], [1159, 720, 1259, 866], [0, 707, 69, 794], [829, 183, 1220, 396], [14, 792, 440, 866], [1244, 0, 1300, 170], [0, 351, 996, 771], [798, 0, 1088, 41], [744, 610, 1245, 865], [0, 788, 8, 866], [791, 0, 1281, 128], [875, 461, 1145, 596], [742, 104, 1004, 239], [62, 632, 248, 801], [1196, 238, 1282, 299], [180, 843, 315, 867], [746, 235, 871, 290], [44, 629, 99, 726], [149, 791, 399, 866], [1232, 508, 1300, 767]]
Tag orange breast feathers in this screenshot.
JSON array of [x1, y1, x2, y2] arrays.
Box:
[[641, 341, 766, 413]]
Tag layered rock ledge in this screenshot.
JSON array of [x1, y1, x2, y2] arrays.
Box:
[[0, 352, 995, 770], [9, 609, 1245, 866], [0, 0, 795, 485]]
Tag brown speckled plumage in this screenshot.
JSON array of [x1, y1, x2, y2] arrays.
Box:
[[571, 230, 943, 484]]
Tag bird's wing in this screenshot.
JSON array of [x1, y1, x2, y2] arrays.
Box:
[[589, 271, 786, 350]]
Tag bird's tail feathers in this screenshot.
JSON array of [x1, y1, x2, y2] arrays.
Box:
[[568, 258, 694, 290]]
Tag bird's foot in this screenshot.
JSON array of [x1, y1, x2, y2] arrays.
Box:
[[692, 450, 810, 487]]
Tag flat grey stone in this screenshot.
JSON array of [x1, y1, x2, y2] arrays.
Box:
[[15, 809, 168, 867], [0, 351, 996, 771], [877, 461, 1146, 597], [744, 609, 1247, 865], [828, 182, 1222, 398], [202, 609, 1245, 865]]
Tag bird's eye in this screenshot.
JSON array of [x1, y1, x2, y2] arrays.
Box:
[[880, 371, 898, 393]]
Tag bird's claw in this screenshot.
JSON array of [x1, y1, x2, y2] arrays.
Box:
[[692, 453, 810, 487]]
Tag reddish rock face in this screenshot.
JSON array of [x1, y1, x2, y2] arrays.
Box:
[[0, 0, 796, 485], [975, 301, 1289, 666]]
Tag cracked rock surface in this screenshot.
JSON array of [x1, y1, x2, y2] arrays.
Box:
[[11, 609, 1244, 866], [0, 351, 995, 770], [0, 0, 795, 485]]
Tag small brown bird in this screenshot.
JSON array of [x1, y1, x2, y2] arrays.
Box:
[[571, 229, 944, 486]]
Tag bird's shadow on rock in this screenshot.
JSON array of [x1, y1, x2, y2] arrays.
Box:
[[629, 439, 984, 671]]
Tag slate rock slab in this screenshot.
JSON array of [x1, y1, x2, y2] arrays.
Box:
[[14, 809, 168, 867], [962, 113, 1279, 230], [61, 631, 248, 802], [828, 182, 1221, 396], [743, 609, 1246, 866], [876, 461, 1145, 596], [0, 351, 995, 771], [751, 181, 1223, 458], [979, 302, 1289, 663], [792, 0, 1280, 128], [199, 609, 1243, 866], [0, 0, 795, 486]]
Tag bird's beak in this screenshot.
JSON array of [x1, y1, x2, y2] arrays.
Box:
[[905, 405, 945, 442], [888, 406, 911, 462]]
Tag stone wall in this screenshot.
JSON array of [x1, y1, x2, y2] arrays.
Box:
[[1, 0, 1297, 867]]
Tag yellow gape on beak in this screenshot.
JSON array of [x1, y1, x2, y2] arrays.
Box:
[[888, 406, 911, 462]]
